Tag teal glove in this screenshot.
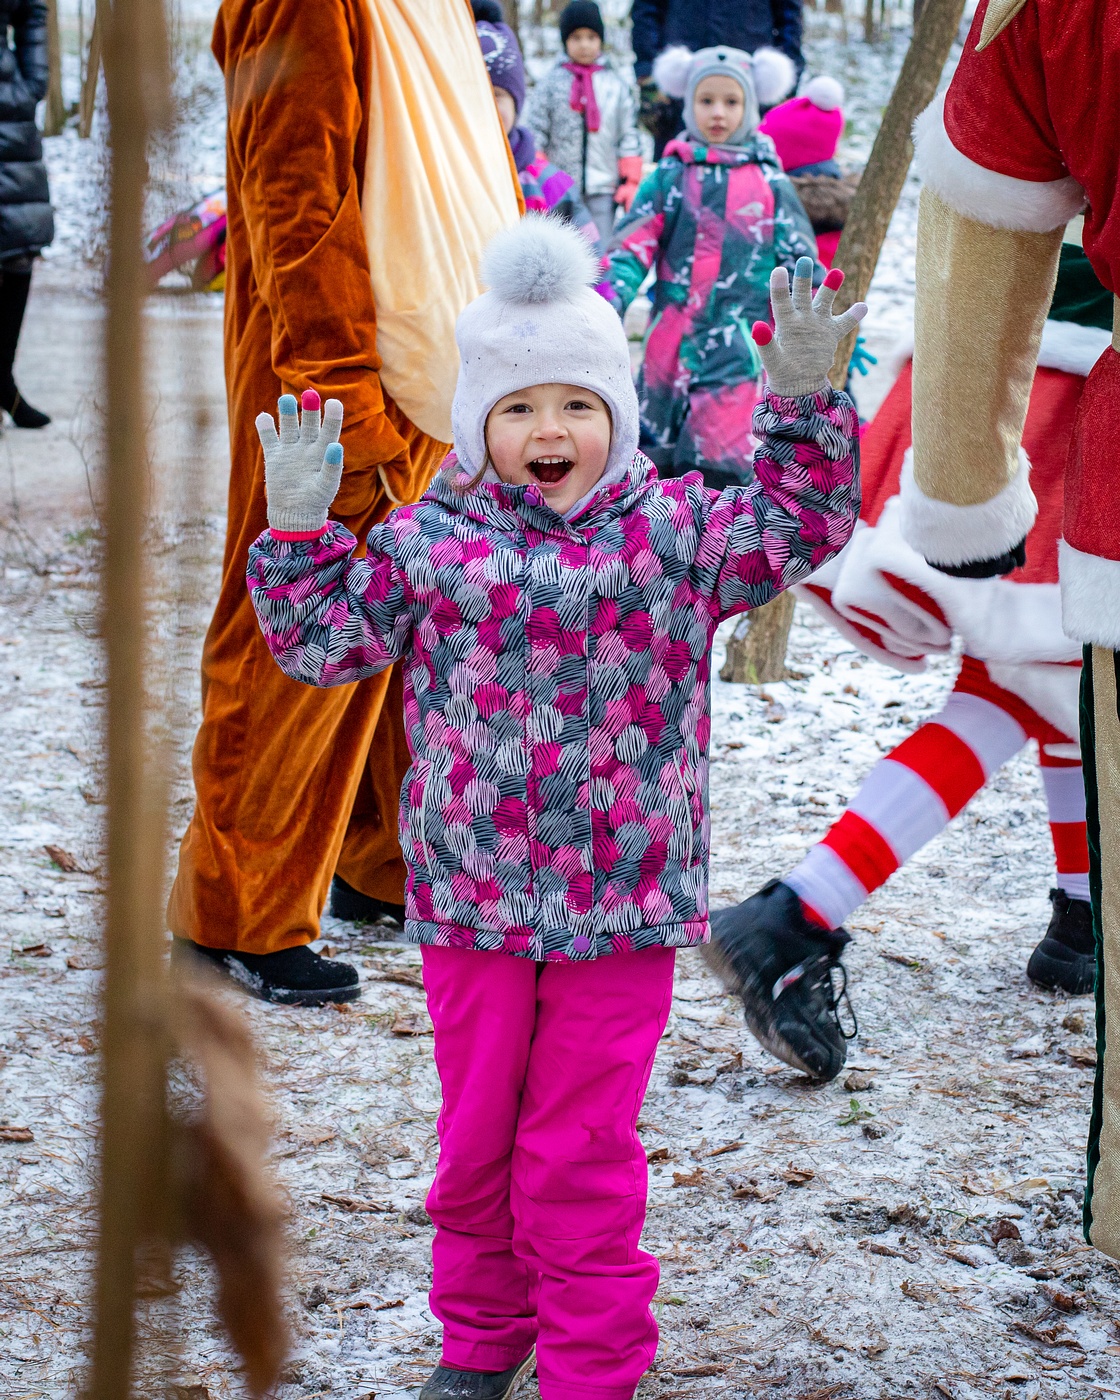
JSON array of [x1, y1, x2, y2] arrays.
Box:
[[849, 333, 878, 377]]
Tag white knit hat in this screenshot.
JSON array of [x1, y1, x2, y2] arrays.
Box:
[[452, 215, 639, 479], [652, 43, 796, 145]]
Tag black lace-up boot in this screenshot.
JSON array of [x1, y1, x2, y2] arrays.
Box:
[[704, 879, 856, 1082]]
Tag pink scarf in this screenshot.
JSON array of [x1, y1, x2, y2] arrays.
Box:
[[563, 61, 601, 133]]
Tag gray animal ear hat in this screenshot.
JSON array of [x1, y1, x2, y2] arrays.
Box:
[[653, 44, 796, 145], [452, 214, 639, 480]]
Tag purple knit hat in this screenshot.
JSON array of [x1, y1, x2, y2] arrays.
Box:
[[476, 20, 526, 116]]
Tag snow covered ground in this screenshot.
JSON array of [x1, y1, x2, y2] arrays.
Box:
[[1, 5, 1117, 1398]]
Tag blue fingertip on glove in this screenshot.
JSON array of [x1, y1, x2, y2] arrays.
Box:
[[278, 393, 298, 413], [795, 256, 814, 278], [324, 443, 343, 467]]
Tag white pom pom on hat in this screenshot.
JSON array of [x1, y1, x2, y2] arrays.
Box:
[[452, 214, 639, 480], [651, 44, 694, 99], [750, 46, 797, 107], [480, 213, 599, 304], [803, 74, 845, 111]]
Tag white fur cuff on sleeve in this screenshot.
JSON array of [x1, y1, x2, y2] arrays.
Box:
[[912, 93, 1085, 233], [898, 447, 1038, 567], [1059, 539, 1120, 650]]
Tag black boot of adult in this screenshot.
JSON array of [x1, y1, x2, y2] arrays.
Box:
[[0, 266, 49, 428], [1027, 888, 1096, 995], [704, 880, 856, 1082]]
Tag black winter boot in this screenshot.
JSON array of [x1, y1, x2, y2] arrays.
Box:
[[171, 936, 361, 1006], [0, 268, 48, 428], [329, 874, 405, 928], [420, 1353, 535, 1400], [1027, 888, 1096, 995], [705, 880, 856, 1081]]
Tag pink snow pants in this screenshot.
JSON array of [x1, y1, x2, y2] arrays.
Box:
[[421, 944, 676, 1400]]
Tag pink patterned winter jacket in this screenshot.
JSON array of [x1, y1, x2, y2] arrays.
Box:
[[248, 388, 860, 960]]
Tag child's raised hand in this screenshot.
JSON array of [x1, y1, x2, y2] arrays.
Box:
[[255, 390, 345, 534], [751, 258, 868, 398]]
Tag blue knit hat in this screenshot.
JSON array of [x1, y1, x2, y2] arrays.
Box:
[[476, 20, 526, 116]]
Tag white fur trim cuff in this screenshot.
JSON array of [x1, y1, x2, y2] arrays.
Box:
[[912, 94, 1085, 233], [898, 447, 1038, 567], [1059, 539, 1120, 649]]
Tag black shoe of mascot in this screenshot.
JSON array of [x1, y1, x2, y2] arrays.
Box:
[[171, 937, 361, 1006], [704, 880, 855, 1082], [329, 874, 406, 929], [1027, 888, 1095, 995]]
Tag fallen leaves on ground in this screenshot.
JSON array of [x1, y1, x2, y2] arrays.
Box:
[[1012, 1320, 1083, 1349], [781, 1163, 815, 1185], [389, 1013, 432, 1036], [18, 943, 52, 958], [859, 1238, 920, 1262], [43, 844, 83, 872], [320, 1192, 392, 1214], [672, 1167, 706, 1188], [0, 1126, 34, 1142]]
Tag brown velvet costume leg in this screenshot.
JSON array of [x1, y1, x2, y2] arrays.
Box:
[[335, 662, 412, 904], [167, 392, 444, 957]]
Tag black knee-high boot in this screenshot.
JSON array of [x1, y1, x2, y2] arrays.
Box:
[[0, 266, 48, 428]]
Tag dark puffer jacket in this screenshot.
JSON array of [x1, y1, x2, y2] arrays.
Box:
[[0, 0, 53, 261], [630, 0, 804, 80]]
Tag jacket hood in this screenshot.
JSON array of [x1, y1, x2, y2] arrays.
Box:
[[423, 449, 659, 535]]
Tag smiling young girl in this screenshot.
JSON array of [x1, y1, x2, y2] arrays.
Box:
[[606, 44, 820, 491], [247, 216, 863, 1400]]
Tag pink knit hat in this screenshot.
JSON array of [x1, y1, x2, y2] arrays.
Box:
[[759, 76, 844, 172]]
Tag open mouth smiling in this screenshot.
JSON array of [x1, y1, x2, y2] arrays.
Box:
[[528, 455, 575, 486]]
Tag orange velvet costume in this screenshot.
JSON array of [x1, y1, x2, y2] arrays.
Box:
[[167, 0, 448, 953]]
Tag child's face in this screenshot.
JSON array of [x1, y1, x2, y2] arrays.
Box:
[[493, 86, 517, 135], [565, 27, 602, 64], [693, 74, 746, 144], [485, 383, 612, 514]]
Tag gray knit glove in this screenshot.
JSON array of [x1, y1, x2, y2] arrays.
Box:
[[255, 390, 344, 533], [753, 257, 868, 398]]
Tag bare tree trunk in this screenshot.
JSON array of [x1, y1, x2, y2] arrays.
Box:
[[88, 0, 171, 1393], [828, 0, 968, 387], [78, 7, 102, 138], [864, 0, 878, 43], [44, 0, 66, 136], [720, 591, 797, 685], [502, 0, 522, 47], [726, 0, 968, 687]]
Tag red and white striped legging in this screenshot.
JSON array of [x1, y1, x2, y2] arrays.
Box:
[[786, 657, 1089, 930]]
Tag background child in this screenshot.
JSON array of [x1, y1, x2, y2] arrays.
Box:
[[474, 7, 604, 252], [247, 217, 864, 1400], [606, 44, 820, 491], [759, 75, 856, 267], [524, 0, 643, 247]]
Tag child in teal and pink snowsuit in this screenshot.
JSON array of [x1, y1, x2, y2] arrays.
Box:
[[607, 43, 821, 490]]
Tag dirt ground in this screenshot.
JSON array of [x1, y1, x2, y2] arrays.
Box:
[[1, 256, 1119, 1400], [3, 3, 1120, 1393]]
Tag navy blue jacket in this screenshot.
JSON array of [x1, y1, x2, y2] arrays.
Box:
[[630, 0, 804, 79]]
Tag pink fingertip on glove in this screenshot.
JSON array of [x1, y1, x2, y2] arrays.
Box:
[[752, 321, 773, 346], [301, 389, 321, 411], [824, 268, 844, 290]]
